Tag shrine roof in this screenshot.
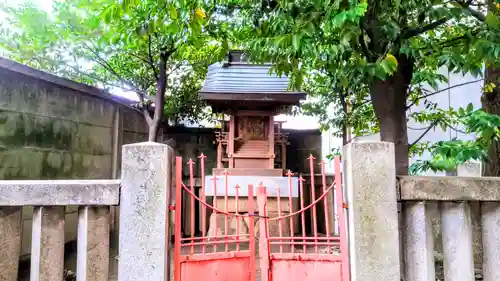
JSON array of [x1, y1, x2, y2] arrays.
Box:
[[200, 52, 306, 105]]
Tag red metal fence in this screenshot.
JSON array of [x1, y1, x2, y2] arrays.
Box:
[[173, 155, 349, 281]]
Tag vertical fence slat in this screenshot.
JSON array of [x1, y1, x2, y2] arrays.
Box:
[[441, 202, 474, 280], [77, 206, 110, 281], [481, 202, 500, 281], [257, 185, 269, 281], [403, 202, 435, 281], [0, 207, 22, 281], [31, 206, 65, 281]]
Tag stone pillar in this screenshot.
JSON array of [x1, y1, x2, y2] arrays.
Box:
[[403, 202, 435, 281], [457, 161, 482, 271], [343, 142, 400, 281], [77, 206, 110, 281], [0, 207, 22, 281], [31, 206, 66, 281], [441, 202, 474, 281], [481, 202, 500, 281], [118, 142, 173, 281]]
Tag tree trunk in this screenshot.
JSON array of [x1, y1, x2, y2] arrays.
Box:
[[147, 54, 168, 142], [481, 0, 500, 177], [342, 121, 348, 146], [338, 90, 350, 146], [370, 55, 414, 175], [148, 122, 160, 141], [481, 66, 500, 176]]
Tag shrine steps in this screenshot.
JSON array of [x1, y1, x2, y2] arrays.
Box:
[[236, 140, 270, 154]]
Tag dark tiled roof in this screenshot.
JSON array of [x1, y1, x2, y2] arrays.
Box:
[[200, 62, 301, 94]]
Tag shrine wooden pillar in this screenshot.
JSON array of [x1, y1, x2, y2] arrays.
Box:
[[228, 116, 235, 168], [268, 116, 275, 169], [217, 141, 223, 169]]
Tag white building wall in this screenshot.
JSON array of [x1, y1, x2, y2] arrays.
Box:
[[322, 68, 483, 175]]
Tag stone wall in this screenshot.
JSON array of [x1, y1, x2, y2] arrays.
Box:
[[0, 59, 148, 181], [0, 58, 148, 260]]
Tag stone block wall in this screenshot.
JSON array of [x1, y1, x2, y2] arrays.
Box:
[[0, 62, 147, 181], [285, 129, 322, 174], [0, 59, 147, 260]]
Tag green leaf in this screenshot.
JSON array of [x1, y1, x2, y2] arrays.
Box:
[[458, 107, 465, 116], [304, 22, 315, 37], [466, 103, 474, 113], [169, 5, 178, 20], [292, 34, 301, 51], [166, 22, 180, 34], [485, 13, 500, 29]]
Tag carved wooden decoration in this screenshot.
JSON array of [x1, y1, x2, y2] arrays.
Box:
[[247, 116, 266, 139], [235, 116, 267, 141]]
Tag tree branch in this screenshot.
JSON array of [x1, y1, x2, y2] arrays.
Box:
[[337, 89, 350, 145], [358, 29, 373, 61], [58, 23, 154, 120], [141, 105, 154, 126], [351, 98, 372, 110], [402, 17, 451, 39], [444, 120, 468, 134], [82, 43, 123, 79], [417, 29, 478, 52], [128, 52, 151, 66], [147, 53, 168, 141], [60, 64, 154, 118], [66, 64, 127, 89], [148, 35, 158, 80], [410, 119, 439, 147], [81, 43, 154, 107], [407, 78, 483, 108], [168, 62, 186, 76]]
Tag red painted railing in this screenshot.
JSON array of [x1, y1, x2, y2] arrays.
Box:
[[173, 155, 349, 281]]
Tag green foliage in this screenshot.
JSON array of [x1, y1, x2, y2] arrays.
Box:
[[226, 0, 489, 85], [217, 0, 500, 174], [0, 0, 228, 128], [409, 105, 500, 174], [299, 67, 376, 141]]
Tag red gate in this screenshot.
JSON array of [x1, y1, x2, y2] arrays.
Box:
[[173, 155, 349, 281]]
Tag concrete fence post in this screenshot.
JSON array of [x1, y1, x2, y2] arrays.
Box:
[[441, 202, 475, 280], [343, 142, 400, 281], [118, 142, 173, 281], [0, 207, 22, 281]]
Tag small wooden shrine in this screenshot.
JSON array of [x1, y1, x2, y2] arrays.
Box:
[[200, 51, 306, 177], [200, 51, 306, 236]]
